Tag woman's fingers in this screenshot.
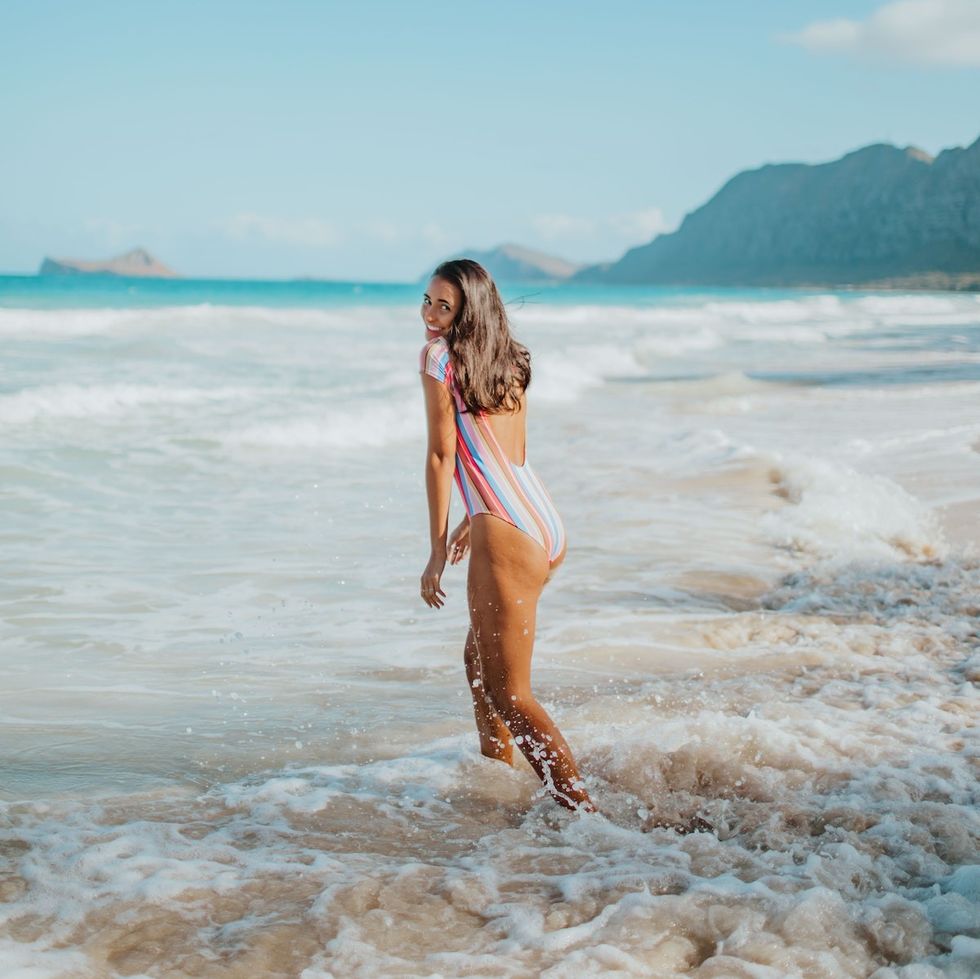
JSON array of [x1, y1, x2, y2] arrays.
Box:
[[420, 575, 446, 608], [447, 523, 470, 564]]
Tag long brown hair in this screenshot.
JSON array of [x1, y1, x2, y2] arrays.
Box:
[[432, 259, 531, 414]]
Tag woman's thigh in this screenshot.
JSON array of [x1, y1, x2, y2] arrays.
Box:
[[467, 515, 549, 694]]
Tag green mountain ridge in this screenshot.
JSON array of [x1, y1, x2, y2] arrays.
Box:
[[575, 134, 980, 289]]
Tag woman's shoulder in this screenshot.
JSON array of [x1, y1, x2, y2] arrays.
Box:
[[421, 334, 449, 356], [419, 334, 452, 383]]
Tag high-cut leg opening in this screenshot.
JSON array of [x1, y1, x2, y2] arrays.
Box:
[[470, 512, 558, 566]]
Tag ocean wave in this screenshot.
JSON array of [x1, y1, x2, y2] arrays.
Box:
[[223, 398, 423, 450], [654, 371, 792, 415], [762, 455, 948, 563], [0, 303, 410, 338], [3, 604, 976, 978], [532, 344, 647, 402], [3, 294, 977, 374], [514, 293, 980, 349], [831, 379, 980, 402], [854, 292, 980, 326], [0, 383, 254, 425], [647, 426, 760, 475]]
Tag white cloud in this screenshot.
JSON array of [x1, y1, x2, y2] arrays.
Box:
[[609, 206, 670, 240], [532, 207, 671, 248], [420, 223, 454, 247], [84, 218, 145, 249], [224, 213, 343, 248], [358, 220, 401, 243], [783, 0, 980, 67], [532, 213, 596, 239], [218, 215, 464, 259]]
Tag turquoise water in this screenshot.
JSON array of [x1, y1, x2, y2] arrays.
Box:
[[0, 272, 810, 309]]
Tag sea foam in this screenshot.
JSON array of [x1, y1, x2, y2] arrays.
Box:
[[0, 383, 252, 425], [1, 285, 977, 976], [762, 456, 948, 563]]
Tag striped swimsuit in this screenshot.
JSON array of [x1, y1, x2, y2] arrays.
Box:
[[420, 336, 566, 564]]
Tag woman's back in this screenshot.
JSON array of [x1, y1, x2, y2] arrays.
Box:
[[483, 397, 527, 467]]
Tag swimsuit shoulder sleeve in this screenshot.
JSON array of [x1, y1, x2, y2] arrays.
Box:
[[419, 336, 452, 385]]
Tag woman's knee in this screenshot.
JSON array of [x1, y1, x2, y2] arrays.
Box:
[[481, 677, 531, 721]]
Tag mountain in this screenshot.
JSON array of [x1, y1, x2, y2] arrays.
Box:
[[424, 244, 582, 283], [576, 135, 980, 289], [39, 247, 178, 278]]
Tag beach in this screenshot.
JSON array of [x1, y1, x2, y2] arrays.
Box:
[[1, 279, 978, 977]]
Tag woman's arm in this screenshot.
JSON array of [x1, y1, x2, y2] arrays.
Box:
[[420, 373, 456, 607]]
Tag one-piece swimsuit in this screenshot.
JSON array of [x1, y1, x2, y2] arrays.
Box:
[[420, 335, 565, 565]]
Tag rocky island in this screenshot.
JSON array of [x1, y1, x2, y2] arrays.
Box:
[[424, 243, 581, 283], [39, 247, 178, 278]]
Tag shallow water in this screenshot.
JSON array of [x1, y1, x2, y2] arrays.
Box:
[[1, 281, 978, 977]]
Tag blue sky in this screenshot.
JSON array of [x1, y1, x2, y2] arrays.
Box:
[[1, 0, 977, 280]]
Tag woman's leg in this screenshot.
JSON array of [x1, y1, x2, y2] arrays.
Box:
[[464, 626, 513, 763], [467, 515, 594, 812]]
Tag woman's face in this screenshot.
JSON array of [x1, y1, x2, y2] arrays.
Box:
[[421, 276, 461, 337]]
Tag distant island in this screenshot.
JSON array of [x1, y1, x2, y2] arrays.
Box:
[[39, 247, 178, 278], [422, 243, 582, 284], [575, 134, 980, 290]]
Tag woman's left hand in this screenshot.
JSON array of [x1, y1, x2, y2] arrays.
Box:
[[420, 552, 447, 608]]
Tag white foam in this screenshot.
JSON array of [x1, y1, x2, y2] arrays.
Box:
[[0, 940, 93, 979], [762, 456, 948, 562], [532, 344, 647, 402], [0, 383, 252, 425], [223, 397, 422, 450], [638, 325, 724, 355], [515, 293, 931, 346], [2, 631, 976, 978], [648, 426, 759, 475], [854, 292, 980, 326], [0, 302, 412, 338], [220, 742, 474, 819]]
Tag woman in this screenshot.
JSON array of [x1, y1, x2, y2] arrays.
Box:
[[418, 259, 594, 813]]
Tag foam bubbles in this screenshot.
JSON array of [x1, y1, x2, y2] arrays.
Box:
[[762, 456, 948, 563], [223, 398, 422, 451], [532, 343, 647, 402], [0, 383, 251, 425]]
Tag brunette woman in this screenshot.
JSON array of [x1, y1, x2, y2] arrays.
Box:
[[418, 259, 594, 812]]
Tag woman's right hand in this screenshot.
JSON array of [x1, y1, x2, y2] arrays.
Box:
[[447, 519, 470, 565]]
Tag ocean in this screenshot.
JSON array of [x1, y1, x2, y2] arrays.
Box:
[[1, 275, 978, 977]]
